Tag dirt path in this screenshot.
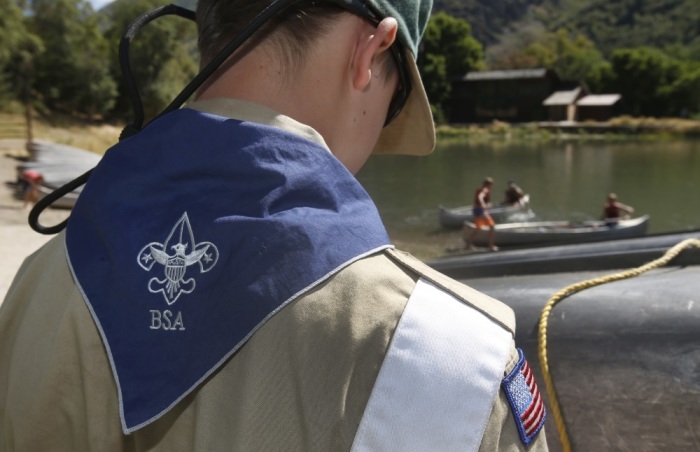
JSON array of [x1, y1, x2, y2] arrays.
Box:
[[0, 146, 71, 302]]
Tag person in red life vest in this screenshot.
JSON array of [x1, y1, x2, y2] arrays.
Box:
[[21, 169, 44, 209], [464, 176, 499, 252], [603, 192, 634, 226]]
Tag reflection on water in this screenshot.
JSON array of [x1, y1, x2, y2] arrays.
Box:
[[357, 139, 700, 259]]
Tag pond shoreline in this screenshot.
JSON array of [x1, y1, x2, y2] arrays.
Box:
[[437, 117, 700, 142], [3, 111, 700, 149]]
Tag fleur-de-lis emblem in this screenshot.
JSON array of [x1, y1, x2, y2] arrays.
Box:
[[137, 212, 219, 304]]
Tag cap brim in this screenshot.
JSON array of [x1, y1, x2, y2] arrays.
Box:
[[372, 50, 435, 156]]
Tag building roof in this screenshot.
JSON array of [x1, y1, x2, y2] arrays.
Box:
[[542, 87, 583, 106], [576, 94, 622, 106], [461, 68, 550, 81]]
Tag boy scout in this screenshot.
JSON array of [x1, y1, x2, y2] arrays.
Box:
[[0, 1, 547, 450]]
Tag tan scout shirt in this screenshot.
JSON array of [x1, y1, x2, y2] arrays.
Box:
[[0, 99, 547, 451]]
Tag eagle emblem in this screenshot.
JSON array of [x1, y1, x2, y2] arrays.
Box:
[[137, 212, 219, 304]]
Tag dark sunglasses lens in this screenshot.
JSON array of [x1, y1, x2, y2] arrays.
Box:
[[385, 48, 410, 126], [386, 94, 405, 125]]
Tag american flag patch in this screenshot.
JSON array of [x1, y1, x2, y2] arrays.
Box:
[[502, 349, 546, 445]]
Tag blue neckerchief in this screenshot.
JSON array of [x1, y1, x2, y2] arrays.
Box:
[[66, 109, 392, 433]]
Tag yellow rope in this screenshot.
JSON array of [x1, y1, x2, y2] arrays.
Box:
[[537, 238, 700, 452]]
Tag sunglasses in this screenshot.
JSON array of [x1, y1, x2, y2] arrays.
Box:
[[324, 0, 412, 126]]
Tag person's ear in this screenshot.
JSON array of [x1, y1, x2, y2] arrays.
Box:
[[352, 17, 398, 91]]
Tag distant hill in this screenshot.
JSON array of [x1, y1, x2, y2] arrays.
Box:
[[433, 0, 700, 57], [433, 0, 545, 47]]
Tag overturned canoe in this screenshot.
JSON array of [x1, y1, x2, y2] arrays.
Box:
[[17, 140, 101, 209], [464, 215, 649, 247], [429, 229, 700, 279], [428, 232, 700, 451], [438, 195, 533, 229]]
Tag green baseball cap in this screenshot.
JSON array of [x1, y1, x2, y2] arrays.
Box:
[[177, 0, 436, 156], [361, 0, 435, 156]]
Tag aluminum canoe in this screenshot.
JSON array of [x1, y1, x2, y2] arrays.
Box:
[[438, 194, 533, 228], [463, 214, 649, 247]]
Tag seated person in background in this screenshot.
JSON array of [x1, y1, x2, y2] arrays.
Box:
[[21, 169, 44, 209], [603, 192, 634, 225], [503, 179, 525, 205]]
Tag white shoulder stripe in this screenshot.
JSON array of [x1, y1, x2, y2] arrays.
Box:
[[351, 278, 512, 452]]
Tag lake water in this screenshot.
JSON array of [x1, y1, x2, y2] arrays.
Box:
[[356, 138, 700, 259]]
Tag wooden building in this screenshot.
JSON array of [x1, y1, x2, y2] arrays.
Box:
[[542, 86, 588, 121], [449, 68, 570, 123], [576, 95, 623, 122], [449, 68, 620, 124]]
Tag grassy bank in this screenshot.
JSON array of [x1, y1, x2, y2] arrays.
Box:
[[437, 117, 700, 143], [3, 110, 699, 158], [0, 111, 122, 156]]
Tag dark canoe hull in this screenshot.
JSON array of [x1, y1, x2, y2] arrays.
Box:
[[464, 215, 649, 247], [438, 195, 533, 228], [430, 229, 700, 279], [428, 231, 700, 451]]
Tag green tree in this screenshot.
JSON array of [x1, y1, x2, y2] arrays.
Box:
[[0, 0, 28, 66], [103, 0, 197, 123], [543, 0, 700, 59], [664, 64, 700, 117], [609, 47, 683, 116], [420, 53, 449, 124], [485, 21, 546, 70], [0, 0, 42, 103], [419, 12, 484, 122], [28, 0, 117, 118], [523, 29, 610, 87]]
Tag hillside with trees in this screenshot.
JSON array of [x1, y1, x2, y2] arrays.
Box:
[[432, 0, 700, 120], [1, 0, 195, 123], [542, 0, 700, 59], [434, 0, 700, 58], [1, 0, 698, 126], [432, 0, 546, 48]]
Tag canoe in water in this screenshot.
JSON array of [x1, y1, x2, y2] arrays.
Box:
[[463, 215, 649, 247], [438, 194, 533, 229]]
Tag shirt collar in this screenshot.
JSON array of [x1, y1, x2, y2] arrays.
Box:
[[186, 98, 330, 152]]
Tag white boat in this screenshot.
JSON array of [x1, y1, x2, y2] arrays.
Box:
[[438, 194, 533, 229], [16, 140, 101, 209], [463, 215, 650, 247]]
